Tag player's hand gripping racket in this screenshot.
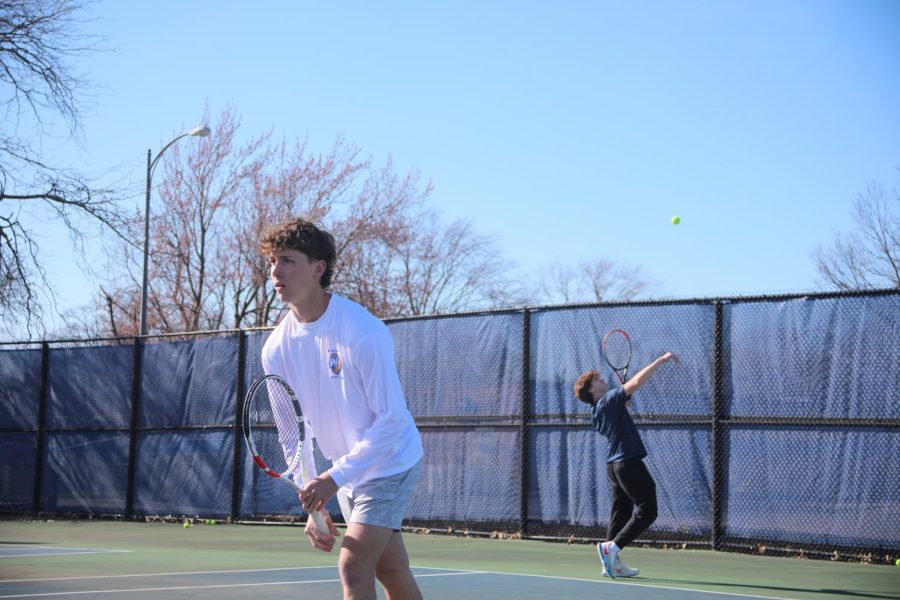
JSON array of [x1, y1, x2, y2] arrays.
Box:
[[602, 328, 632, 384], [242, 374, 328, 531]]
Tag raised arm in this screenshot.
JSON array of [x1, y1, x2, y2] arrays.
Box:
[[623, 352, 679, 397]]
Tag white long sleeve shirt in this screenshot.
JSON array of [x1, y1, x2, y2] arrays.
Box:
[[261, 293, 423, 492]]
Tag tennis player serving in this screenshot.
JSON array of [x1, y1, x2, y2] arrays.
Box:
[[260, 217, 424, 600], [574, 350, 679, 579]]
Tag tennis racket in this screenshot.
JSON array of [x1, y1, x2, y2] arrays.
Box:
[[242, 374, 328, 531], [602, 328, 632, 384]]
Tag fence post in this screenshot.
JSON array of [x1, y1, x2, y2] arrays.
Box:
[[32, 342, 50, 513], [519, 309, 532, 537], [231, 331, 247, 521], [711, 301, 726, 551], [125, 338, 144, 519]]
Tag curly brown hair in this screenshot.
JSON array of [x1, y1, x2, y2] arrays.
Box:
[[573, 369, 599, 405], [260, 217, 337, 288]]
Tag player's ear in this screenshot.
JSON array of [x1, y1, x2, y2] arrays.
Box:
[[313, 259, 326, 281]]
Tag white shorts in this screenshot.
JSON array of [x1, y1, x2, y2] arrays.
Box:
[[336, 459, 423, 531]]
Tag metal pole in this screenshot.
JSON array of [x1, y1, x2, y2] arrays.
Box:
[[139, 149, 152, 336], [711, 300, 726, 551], [32, 342, 50, 513], [519, 309, 531, 537], [126, 336, 144, 518], [231, 331, 248, 521], [137, 127, 210, 336]]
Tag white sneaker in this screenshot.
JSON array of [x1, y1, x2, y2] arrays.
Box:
[[597, 542, 619, 579], [602, 558, 640, 578]]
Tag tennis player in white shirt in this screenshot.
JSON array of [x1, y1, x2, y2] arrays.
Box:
[[260, 217, 424, 600]]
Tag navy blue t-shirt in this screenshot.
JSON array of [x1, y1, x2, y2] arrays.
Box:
[[591, 385, 647, 464]]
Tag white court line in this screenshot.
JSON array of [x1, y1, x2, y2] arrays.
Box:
[[0, 548, 132, 559], [419, 568, 795, 600], [0, 566, 336, 584], [0, 570, 483, 598], [0, 579, 339, 598], [1, 565, 792, 600]]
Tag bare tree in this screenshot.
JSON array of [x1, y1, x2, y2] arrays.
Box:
[[151, 109, 269, 333], [329, 159, 425, 318], [394, 216, 507, 316], [343, 212, 527, 318], [535, 258, 654, 305], [0, 0, 91, 133], [0, 0, 132, 338], [536, 261, 579, 304], [227, 132, 371, 328], [94, 106, 273, 335], [93, 109, 423, 333], [813, 176, 900, 290], [92, 105, 528, 334]]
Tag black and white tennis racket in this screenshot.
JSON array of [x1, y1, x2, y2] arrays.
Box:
[[602, 328, 632, 384], [242, 374, 328, 531]]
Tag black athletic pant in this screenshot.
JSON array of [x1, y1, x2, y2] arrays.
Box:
[[606, 457, 658, 549]]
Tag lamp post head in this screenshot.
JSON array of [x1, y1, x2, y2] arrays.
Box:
[[188, 125, 211, 137]]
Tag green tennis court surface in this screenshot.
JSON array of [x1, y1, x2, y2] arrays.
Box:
[[1, 521, 897, 600]]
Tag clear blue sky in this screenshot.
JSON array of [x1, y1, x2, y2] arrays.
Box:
[[29, 0, 900, 330]]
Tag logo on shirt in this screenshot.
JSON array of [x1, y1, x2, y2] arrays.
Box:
[[328, 350, 342, 376]]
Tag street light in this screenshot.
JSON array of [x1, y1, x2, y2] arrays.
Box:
[[139, 125, 212, 336]]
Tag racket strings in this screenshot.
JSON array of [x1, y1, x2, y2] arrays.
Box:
[[247, 380, 305, 476], [603, 335, 631, 370]]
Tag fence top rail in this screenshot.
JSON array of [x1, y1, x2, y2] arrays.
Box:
[[525, 287, 898, 313], [0, 327, 273, 348], [2, 287, 896, 346]]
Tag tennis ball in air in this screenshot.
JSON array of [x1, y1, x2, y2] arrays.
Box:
[[183, 522, 190, 529], [896, 558, 900, 566], [671, 216, 681, 225]]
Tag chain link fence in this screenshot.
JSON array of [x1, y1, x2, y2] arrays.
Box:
[[1, 290, 897, 563]]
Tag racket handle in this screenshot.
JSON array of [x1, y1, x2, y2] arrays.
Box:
[[280, 476, 330, 531], [309, 509, 328, 532], [278, 477, 331, 533], [299, 462, 332, 533]]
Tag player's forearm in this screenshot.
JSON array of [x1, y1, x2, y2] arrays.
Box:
[[624, 353, 675, 395]]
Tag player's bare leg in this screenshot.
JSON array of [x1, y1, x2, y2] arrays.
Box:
[[339, 523, 420, 600], [375, 532, 422, 600]]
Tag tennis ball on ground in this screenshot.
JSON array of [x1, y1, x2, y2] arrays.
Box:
[[671, 216, 681, 225]]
